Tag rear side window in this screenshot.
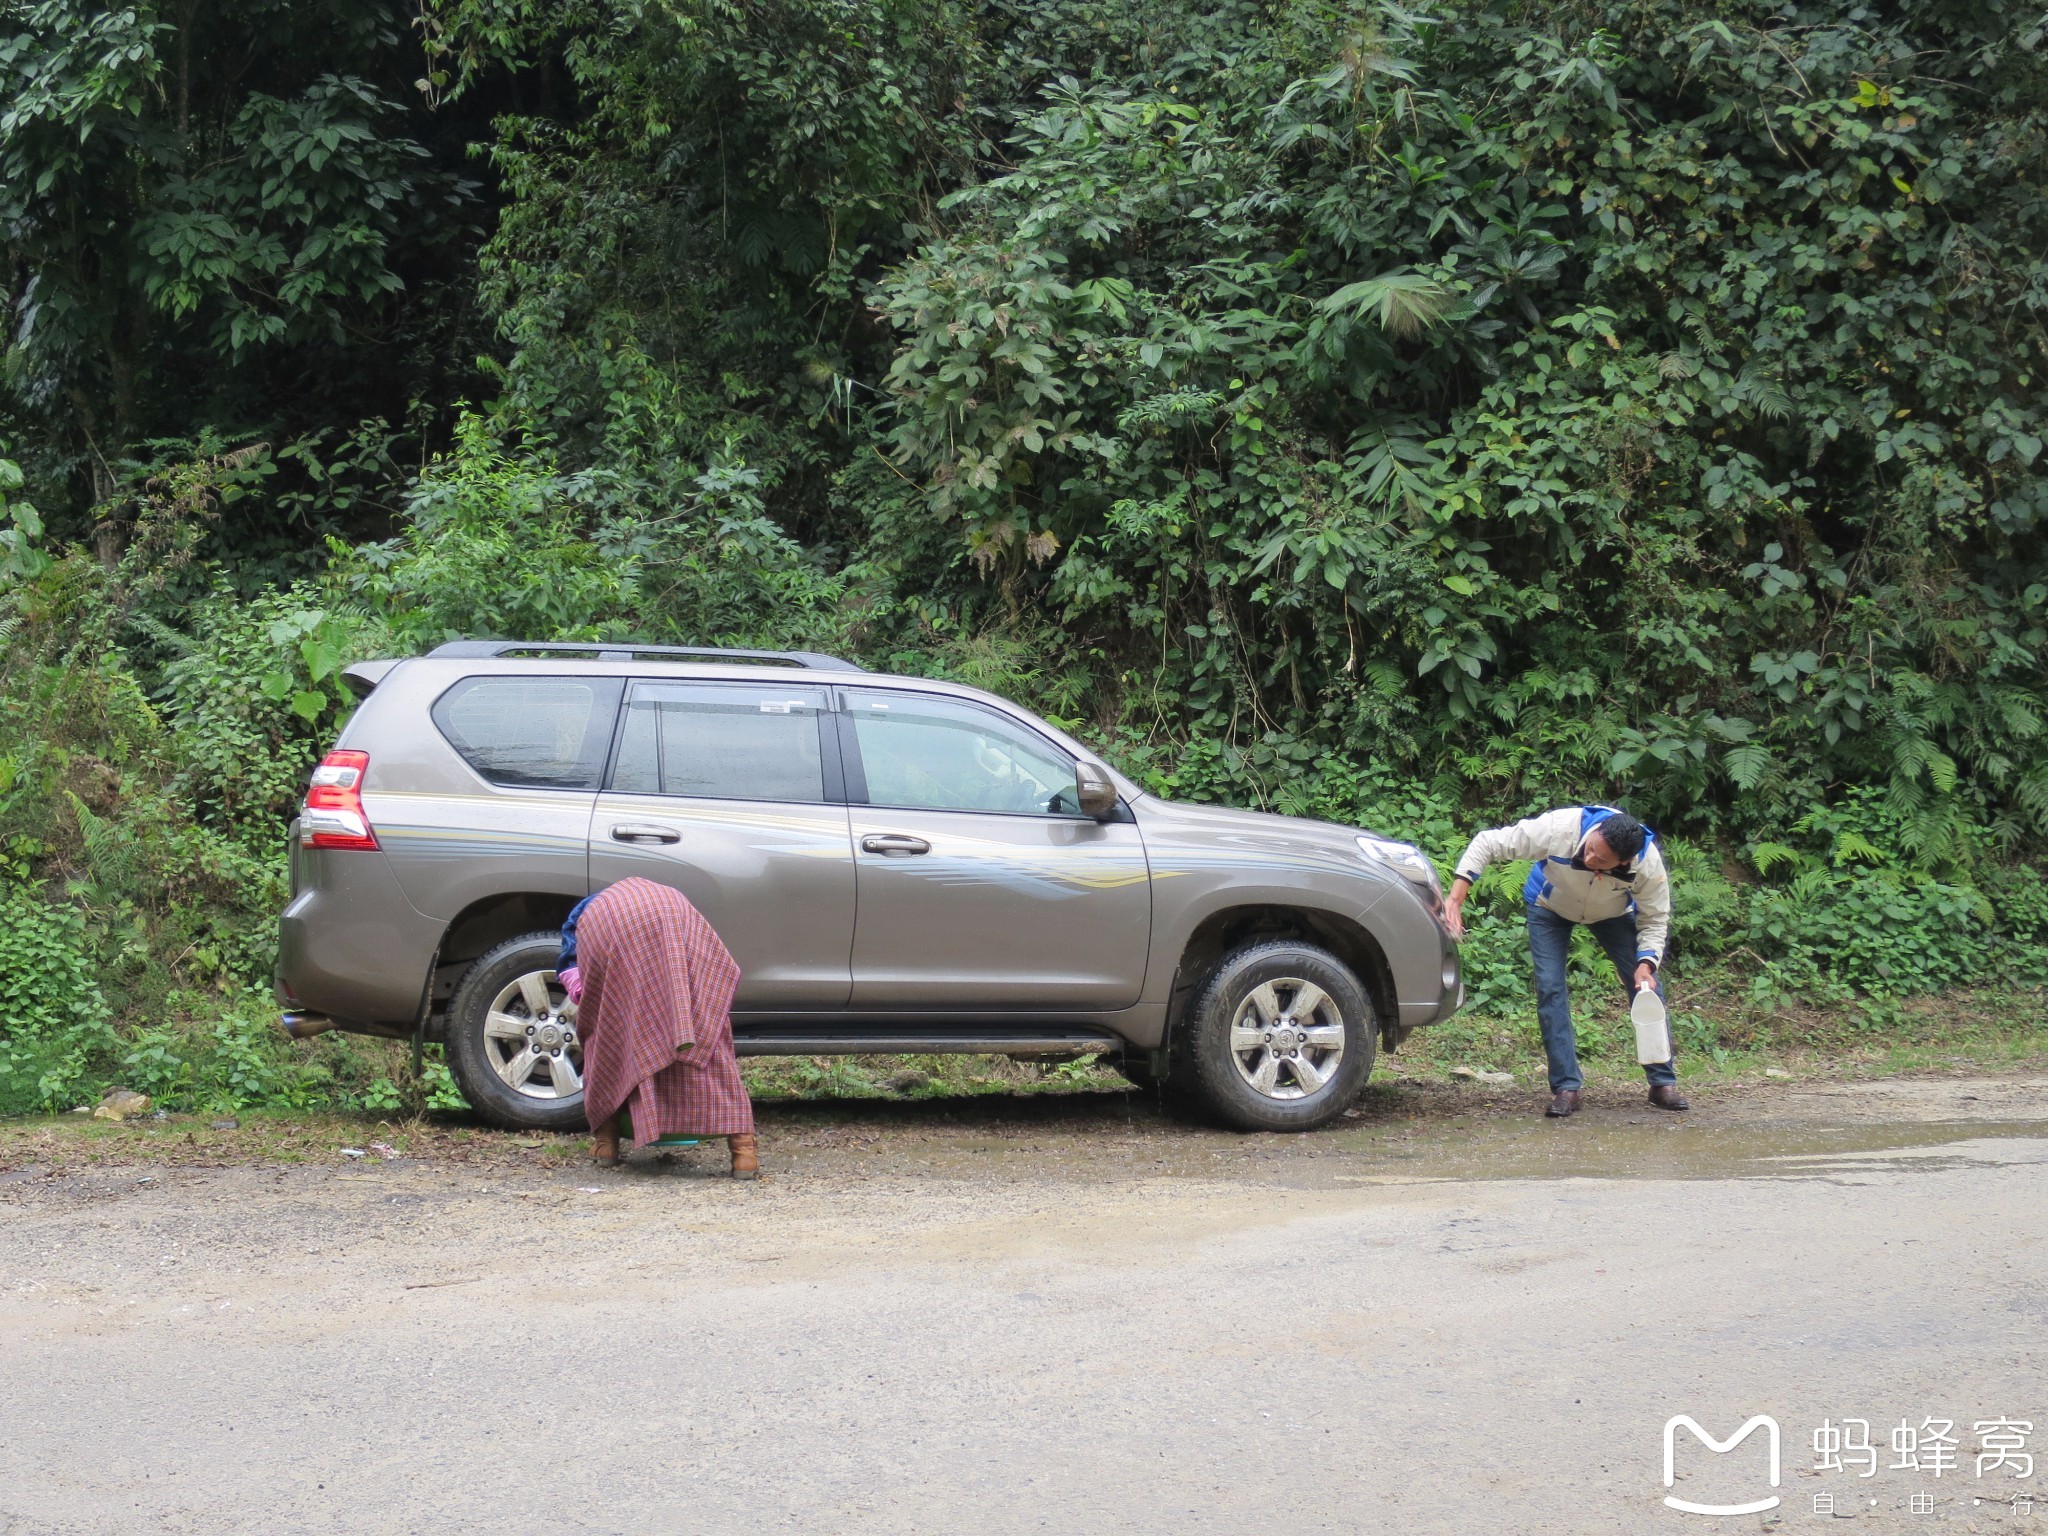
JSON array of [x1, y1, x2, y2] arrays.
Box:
[[432, 676, 624, 789], [609, 682, 829, 803]]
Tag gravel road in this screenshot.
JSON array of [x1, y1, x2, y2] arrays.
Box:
[[3, 1075, 2044, 1534]]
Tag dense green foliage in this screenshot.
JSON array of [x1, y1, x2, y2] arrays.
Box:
[[4, 0, 2047, 1110]]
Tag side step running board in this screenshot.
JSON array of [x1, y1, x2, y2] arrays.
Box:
[[733, 1029, 1122, 1057]]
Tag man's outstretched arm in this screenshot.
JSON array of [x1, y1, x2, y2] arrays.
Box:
[[1444, 808, 1579, 939]]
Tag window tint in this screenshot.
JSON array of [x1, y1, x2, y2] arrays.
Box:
[[848, 692, 1082, 816], [432, 676, 623, 789], [610, 683, 828, 803]]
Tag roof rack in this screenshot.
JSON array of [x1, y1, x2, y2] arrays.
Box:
[[426, 640, 865, 672]]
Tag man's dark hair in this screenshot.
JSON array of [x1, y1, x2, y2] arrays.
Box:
[[1596, 812, 1646, 862]]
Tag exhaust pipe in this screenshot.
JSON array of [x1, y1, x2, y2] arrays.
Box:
[[279, 1011, 339, 1041]]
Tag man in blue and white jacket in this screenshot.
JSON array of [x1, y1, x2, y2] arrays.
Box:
[[1444, 805, 1687, 1119]]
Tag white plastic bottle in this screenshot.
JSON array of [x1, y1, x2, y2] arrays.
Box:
[[1631, 983, 1672, 1066]]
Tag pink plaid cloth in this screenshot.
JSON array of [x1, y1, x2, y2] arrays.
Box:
[[575, 878, 753, 1144]]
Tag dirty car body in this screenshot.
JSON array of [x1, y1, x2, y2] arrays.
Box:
[[277, 643, 1462, 1132]]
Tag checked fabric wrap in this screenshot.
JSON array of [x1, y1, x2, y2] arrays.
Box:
[[574, 878, 754, 1145]]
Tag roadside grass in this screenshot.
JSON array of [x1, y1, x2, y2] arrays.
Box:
[[6, 985, 2045, 1171], [1399, 981, 2048, 1093], [745, 979, 2048, 1103], [741, 1051, 1131, 1102], [736, 978, 2048, 1104]]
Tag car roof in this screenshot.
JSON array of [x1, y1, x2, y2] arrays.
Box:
[[423, 639, 862, 670], [372, 654, 964, 691]]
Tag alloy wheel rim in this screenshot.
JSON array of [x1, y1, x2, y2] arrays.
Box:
[[482, 970, 583, 1101], [1228, 978, 1344, 1100]]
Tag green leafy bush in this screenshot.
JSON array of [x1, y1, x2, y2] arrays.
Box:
[[336, 417, 846, 654], [158, 584, 377, 849], [116, 997, 357, 1114], [0, 883, 114, 1113]]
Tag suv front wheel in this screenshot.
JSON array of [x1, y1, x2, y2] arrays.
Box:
[[1174, 940, 1375, 1132], [445, 931, 589, 1132]]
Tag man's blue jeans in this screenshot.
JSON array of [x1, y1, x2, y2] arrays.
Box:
[[1526, 901, 1678, 1094]]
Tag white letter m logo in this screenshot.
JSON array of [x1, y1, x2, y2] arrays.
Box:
[[1663, 1415, 1781, 1515]]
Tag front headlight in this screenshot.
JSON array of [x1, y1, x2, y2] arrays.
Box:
[[1355, 833, 1444, 901]]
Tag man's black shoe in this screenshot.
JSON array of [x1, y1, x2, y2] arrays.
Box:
[[1648, 1084, 1690, 1111]]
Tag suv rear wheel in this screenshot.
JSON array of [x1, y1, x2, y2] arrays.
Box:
[[445, 932, 589, 1132], [1173, 940, 1374, 1132]]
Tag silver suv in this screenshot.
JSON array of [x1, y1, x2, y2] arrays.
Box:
[[277, 641, 1462, 1132]]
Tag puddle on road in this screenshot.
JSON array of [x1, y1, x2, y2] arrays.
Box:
[[1315, 1113, 2048, 1187], [835, 1095, 2048, 1189], [743, 1075, 2048, 1192]]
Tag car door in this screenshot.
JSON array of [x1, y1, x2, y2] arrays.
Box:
[[586, 679, 855, 1008], [841, 688, 1151, 1009]]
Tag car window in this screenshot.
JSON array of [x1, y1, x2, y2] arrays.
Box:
[[848, 692, 1083, 817], [432, 676, 624, 789], [609, 682, 828, 803]]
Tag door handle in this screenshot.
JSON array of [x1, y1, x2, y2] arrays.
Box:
[[611, 823, 681, 845], [860, 833, 931, 856]]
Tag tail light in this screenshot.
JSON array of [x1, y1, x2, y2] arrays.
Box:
[[301, 750, 379, 851]]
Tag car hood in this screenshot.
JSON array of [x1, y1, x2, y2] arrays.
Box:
[[1128, 794, 1410, 887]]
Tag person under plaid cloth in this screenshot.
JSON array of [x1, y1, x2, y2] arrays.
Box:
[[558, 878, 759, 1178]]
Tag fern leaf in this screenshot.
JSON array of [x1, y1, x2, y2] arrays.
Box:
[[124, 612, 197, 656], [1724, 742, 1772, 790], [1736, 361, 1793, 421], [2016, 768, 2048, 824], [1750, 841, 1807, 877]]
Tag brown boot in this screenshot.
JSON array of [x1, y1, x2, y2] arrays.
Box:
[[728, 1133, 759, 1180], [1648, 1083, 1690, 1112], [591, 1112, 625, 1165], [1545, 1089, 1582, 1118]]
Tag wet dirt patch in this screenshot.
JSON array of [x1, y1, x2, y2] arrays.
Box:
[[4, 1072, 2043, 1198]]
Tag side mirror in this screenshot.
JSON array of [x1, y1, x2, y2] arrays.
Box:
[[1074, 761, 1119, 821]]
